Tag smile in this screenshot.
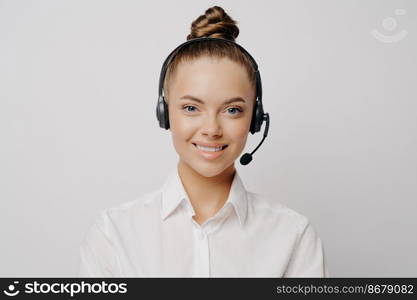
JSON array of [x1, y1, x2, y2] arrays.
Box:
[[192, 143, 228, 160]]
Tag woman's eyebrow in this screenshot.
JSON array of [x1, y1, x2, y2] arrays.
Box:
[[179, 95, 246, 105]]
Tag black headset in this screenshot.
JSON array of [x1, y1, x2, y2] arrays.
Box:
[[156, 37, 270, 165]]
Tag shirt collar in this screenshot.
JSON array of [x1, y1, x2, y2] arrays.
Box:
[[160, 167, 248, 227]]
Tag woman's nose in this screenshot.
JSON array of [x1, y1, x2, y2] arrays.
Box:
[[201, 114, 222, 137]]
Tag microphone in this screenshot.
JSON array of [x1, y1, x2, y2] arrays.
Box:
[[240, 113, 270, 165]]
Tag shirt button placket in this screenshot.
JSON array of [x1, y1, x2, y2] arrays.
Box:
[[199, 231, 209, 277], [194, 226, 210, 277]]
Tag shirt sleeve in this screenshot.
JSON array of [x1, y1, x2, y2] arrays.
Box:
[[77, 211, 122, 277], [284, 219, 329, 277]]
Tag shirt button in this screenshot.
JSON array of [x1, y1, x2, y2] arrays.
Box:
[[199, 231, 205, 240]]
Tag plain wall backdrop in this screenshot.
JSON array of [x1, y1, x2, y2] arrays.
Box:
[[1, 0, 416, 277]]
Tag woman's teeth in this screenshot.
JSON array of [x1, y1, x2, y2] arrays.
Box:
[[194, 144, 226, 152]]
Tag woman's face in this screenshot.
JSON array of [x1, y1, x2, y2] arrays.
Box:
[[167, 56, 255, 178]]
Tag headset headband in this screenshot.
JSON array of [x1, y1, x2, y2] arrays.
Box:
[[158, 37, 262, 104]]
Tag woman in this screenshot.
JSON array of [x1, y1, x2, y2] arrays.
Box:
[[78, 6, 329, 277]]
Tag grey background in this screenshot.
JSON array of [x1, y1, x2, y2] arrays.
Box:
[[1, 0, 416, 277]]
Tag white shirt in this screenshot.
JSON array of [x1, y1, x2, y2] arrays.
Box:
[[78, 168, 329, 277]]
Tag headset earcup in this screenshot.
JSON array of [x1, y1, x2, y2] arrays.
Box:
[[250, 101, 264, 134], [163, 98, 170, 129], [156, 96, 170, 129]]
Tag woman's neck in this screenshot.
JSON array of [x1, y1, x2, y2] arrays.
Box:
[[177, 160, 235, 224]]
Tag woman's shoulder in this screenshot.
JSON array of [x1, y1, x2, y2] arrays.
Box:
[[108, 190, 162, 212], [90, 189, 163, 231], [247, 191, 310, 230]]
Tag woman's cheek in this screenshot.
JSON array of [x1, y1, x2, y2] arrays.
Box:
[[176, 117, 198, 137], [170, 114, 198, 147], [170, 110, 190, 131], [227, 118, 250, 138]]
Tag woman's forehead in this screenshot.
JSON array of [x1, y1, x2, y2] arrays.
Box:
[[175, 55, 247, 76], [170, 56, 254, 101]]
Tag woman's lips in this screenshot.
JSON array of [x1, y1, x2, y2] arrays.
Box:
[[192, 143, 228, 160]]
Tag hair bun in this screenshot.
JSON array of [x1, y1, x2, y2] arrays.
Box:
[[187, 6, 239, 41]]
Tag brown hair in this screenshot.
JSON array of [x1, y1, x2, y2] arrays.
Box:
[[163, 6, 257, 101]]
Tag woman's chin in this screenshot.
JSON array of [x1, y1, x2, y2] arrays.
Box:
[[187, 160, 235, 178]]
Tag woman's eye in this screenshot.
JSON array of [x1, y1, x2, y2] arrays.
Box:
[[183, 105, 198, 113], [182, 105, 242, 115], [226, 107, 243, 115]]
